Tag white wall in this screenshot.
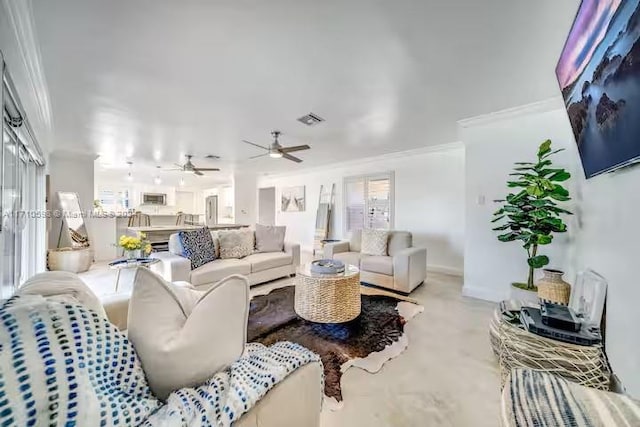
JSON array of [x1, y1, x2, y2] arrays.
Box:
[[461, 99, 580, 301], [461, 98, 640, 396], [48, 152, 95, 249], [0, 1, 52, 157], [257, 145, 466, 275]]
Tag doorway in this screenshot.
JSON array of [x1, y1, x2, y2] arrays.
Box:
[[258, 187, 276, 226]]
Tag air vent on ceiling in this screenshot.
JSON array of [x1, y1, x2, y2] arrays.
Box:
[[205, 154, 220, 159], [297, 112, 325, 126]]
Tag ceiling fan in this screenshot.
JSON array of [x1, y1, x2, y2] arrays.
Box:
[[243, 131, 310, 163], [167, 155, 220, 176]]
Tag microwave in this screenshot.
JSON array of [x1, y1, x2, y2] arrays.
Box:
[[142, 193, 167, 205]]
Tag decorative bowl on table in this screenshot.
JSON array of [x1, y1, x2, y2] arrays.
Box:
[[310, 259, 345, 274]]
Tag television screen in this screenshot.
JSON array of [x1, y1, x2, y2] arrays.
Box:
[[556, 0, 640, 178]]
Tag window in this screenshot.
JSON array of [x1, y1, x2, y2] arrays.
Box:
[[97, 188, 130, 212], [1, 55, 46, 297], [343, 172, 394, 234]]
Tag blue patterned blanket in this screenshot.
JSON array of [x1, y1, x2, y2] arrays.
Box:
[[0, 295, 321, 426]]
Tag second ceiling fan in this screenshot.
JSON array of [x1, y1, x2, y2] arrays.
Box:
[[243, 131, 310, 163]]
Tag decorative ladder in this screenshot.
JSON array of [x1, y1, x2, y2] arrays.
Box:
[[313, 183, 336, 256]]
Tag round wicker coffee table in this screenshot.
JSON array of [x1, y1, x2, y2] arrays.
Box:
[[294, 263, 361, 323]]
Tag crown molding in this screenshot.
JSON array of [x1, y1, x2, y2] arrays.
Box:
[[2, 0, 52, 132], [457, 97, 565, 129], [259, 141, 464, 179]]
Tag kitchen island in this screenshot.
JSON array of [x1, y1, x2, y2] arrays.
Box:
[[127, 224, 249, 250], [89, 213, 241, 261], [127, 224, 248, 244]]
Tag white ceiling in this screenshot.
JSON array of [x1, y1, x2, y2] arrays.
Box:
[[31, 0, 580, 174]]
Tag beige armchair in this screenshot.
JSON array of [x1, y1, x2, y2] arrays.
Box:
[[324, 230, 427, 294]]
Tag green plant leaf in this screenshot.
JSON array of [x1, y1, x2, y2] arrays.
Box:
[[507, 181, 529, 188], [535, 160, 553, 170], [527, 255, 550, 268], [526, 186, 544, 197], [541, 148, 565, 159], [498, 233, 518, 242], [491, 215, 505, 223], [547, 206, 573, 215], [530, 199, 555, 208], [503, 205, 523, 213], [530, 210, 549, 219], [538, 140, 552, 158], [537, 235, 553, 245], [492, 224, 510, 231], [549, 171, 571, 182]]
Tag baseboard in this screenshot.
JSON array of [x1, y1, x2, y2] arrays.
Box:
[[461, 284, 505, 302], [427, 264, 463, 277]]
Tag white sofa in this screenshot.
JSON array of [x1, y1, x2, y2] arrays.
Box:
[[324, 230, 427, 294], [17, 271, 323, 427], [150, 231, 300, 289]]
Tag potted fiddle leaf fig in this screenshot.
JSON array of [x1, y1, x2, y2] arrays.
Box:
[[492, 140, 572, 301]]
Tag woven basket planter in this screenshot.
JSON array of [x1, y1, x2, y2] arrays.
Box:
[[537, 269, 571, 305], [294, 265, 361, 323]]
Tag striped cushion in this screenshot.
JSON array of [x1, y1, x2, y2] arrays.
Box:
[[502, 369, 640, 427]]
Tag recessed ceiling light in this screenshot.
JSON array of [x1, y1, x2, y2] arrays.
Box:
[[205, 154, 220, 160]]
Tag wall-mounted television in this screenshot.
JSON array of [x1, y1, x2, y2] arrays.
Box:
[[556, 0, 640, 178]]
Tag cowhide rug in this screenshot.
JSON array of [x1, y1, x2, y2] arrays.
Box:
[[247, 285, 423, 409]]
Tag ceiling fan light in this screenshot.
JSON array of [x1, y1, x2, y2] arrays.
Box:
[[126, 172, 133, 182], [269, 151, 283, 159]]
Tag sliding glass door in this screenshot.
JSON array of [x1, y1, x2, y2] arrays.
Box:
[[1, 55, 46, 298], [1, 126, 17, 297]]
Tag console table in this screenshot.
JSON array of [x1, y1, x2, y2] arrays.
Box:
[[490, 300, 610, 390]]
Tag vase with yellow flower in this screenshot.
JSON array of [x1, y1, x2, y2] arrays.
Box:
[[118, 233, 152, 259]]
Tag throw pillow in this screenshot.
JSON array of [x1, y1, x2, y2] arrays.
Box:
[[361, 229, 390, 256], [128, 268, 249, 400], [0, 294, 161, 425], [178, 227, 216, 269], [218, 228, 254, 259], [254, 224, 286, 252]]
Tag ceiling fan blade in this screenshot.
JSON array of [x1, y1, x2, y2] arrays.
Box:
[[280, 145, 310, 153], [174, 163, 184, 169], [242, 140, 269, 151], [194, 170, 204, 176], [282, 153, 303, 163], [249, 153, 269, 159], [194, 168, 220, 172]]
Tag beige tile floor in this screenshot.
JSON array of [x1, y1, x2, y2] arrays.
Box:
[[80, 262, 501, 427], [318, 272, 501, 427]]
